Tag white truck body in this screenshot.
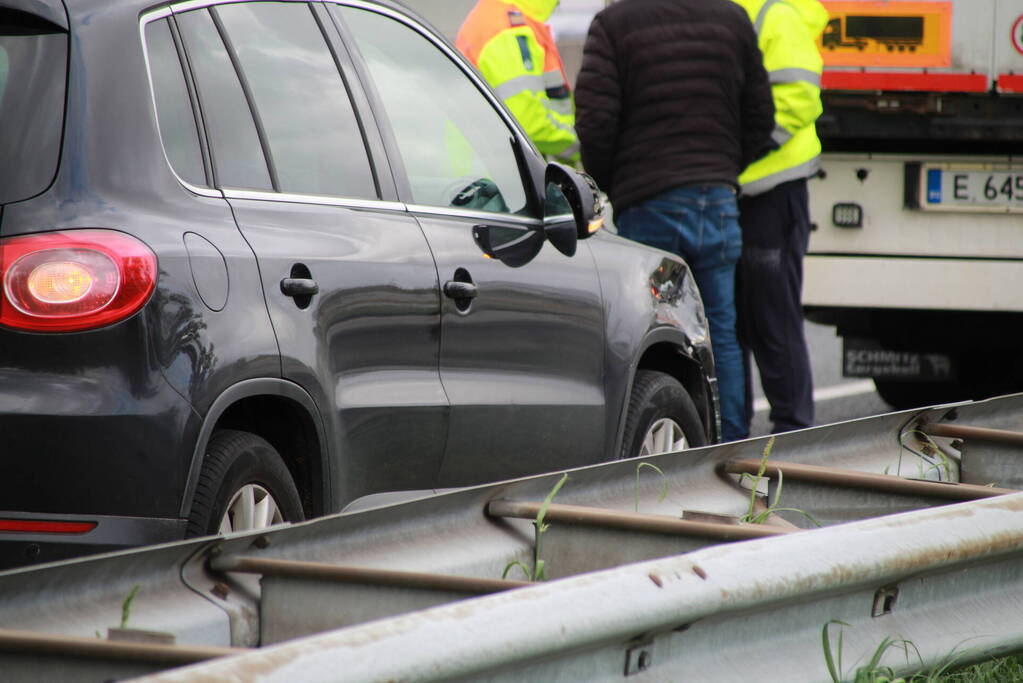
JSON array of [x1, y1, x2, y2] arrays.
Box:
[[805, 0, 1023, 407]]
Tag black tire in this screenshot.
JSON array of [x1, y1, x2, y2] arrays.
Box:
[[186, 430, 304, 537], [873, 379, 955, 410], [874, 349, 1023, 410], [620, 370, 707, 459]]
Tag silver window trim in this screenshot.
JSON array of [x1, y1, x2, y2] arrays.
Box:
[[223, 188, 405, 212], [407, 203, 541, 227], [168, 0, 316, 14], [543, 212, 575, 225], [139, 8, 223, 199]]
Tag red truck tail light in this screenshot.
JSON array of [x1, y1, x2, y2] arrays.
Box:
[[0, 230, 157, 332]]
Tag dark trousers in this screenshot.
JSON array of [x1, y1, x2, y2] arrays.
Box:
[[737, 178, 814, 433]]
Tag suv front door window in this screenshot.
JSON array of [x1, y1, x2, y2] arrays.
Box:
[[339, 6, 532, 216]]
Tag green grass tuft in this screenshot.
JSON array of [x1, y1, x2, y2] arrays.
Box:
[[120, 584, 141, 630], [634, 461, 668, 512], [503, 473, 568, 582], [823, 620, 1023, 683], [739, 436, 819, 527]]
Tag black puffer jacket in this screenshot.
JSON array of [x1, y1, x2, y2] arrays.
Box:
[[575, 0, 775, 213]]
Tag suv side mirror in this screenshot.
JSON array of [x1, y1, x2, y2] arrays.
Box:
[[543, 163, 605, 258]]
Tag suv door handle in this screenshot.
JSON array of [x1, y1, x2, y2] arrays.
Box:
[[280, 278, 319, 297], [443, 281, 477, 300]]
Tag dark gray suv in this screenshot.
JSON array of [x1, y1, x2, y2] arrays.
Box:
[[0, 0, 718, 568]]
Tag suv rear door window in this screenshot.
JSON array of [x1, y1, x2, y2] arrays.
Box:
[[0, 9, 67, 205], [214, 2, 376, 199], [175, 7, 272, 191]]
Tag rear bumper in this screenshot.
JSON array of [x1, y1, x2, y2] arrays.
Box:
[[0, 363, 198, 518], [0, 512, 185, 571]]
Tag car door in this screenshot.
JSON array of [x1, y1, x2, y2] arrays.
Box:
[[172, 1, 447, 504], [335, 4, 607, 486]]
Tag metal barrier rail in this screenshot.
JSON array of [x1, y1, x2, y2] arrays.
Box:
[[0, 393, 1022, 681], [208, 555, 530, 592], [724, 458, 1016, 499], [138, 491, 1023, 683], [486, 500, 793, 539]]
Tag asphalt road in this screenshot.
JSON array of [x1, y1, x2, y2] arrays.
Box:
[[748, 320, 892, 437]]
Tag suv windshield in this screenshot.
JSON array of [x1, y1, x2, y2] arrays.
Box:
[[0, 9, 66, 205]]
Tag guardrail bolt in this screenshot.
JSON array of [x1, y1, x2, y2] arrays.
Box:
[[253, 535, 271, 550], [872, 585, 899, 617], [625, 643, 654, 676], [211, 582, 231, 600]]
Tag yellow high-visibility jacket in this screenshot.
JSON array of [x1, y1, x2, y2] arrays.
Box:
[[456, 0, 579, 162], [734, 0, 829, 195]]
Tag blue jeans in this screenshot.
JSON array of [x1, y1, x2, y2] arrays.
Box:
[[618, 185, 748, 441]]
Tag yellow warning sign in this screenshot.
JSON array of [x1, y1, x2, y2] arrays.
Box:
[[819, 1, 952, 68]]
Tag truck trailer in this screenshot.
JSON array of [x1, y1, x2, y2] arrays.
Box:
[[806, 0, 1023, 408]]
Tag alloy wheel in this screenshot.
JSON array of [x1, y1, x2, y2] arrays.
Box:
[[218, 484, 284, 535], [639, 417, 688, 456]]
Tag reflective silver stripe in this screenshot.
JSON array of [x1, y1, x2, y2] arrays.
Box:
[[498, 74, 574, 132], [769, 68, 821, 87], [771, 124, 793, 146], [754, 0, 782, 34], [554, 141, 580, 161], [494, 73, 545, 100], [548, 97, 573, 115], [543, 70, 566, 89], [546, 109, 575, 134], [741, 155, 821, 196]]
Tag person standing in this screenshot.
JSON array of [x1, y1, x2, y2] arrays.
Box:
[[733, 0, 829, 434], [574, 0, 776, 442], [456, 0, 579, 162]]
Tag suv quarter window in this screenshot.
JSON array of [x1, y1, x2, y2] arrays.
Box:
[[336, 6, 535, 217], [144, 17, 207, 187], [0, 9, 67, 204]]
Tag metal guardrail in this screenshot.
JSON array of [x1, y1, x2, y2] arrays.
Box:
[[0, 393, 1022, 681], [139, 491, 1023, 682]]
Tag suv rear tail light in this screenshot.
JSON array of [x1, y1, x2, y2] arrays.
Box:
[[0, 230, 157, 332]]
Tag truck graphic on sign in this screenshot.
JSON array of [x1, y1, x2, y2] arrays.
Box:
[[822, 15, 925, 52]]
